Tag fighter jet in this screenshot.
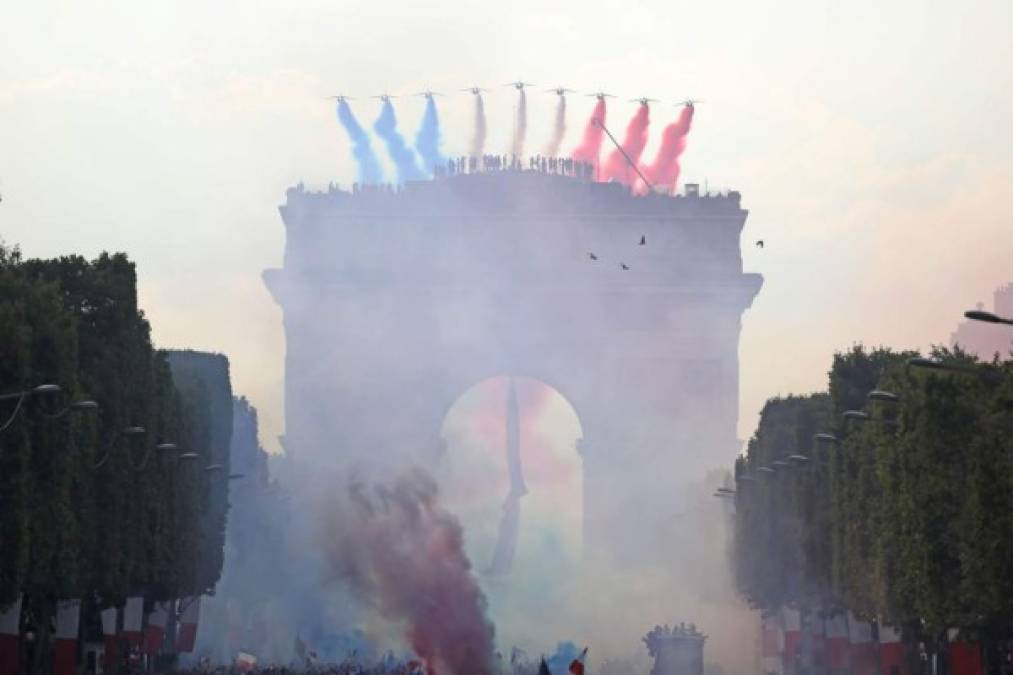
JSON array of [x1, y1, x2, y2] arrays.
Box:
[[587, 91, 616, 101], [414, 90, 443, 100], [371, 93, 397, 103], [546, 86, 575, 96], [461, 86, 487, 95], [756, 240, 764, 248], [588, 252, 598, 261], [326, 94, 354, 102], [639, 235, 646, 246], [677, 98, 703, 108], [631, 97, 659, 105], [505, 81, 534, 90], [619, 263, 630, 271]]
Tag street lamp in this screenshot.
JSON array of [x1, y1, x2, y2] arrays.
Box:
[[843, 410, 870, 422], [907, 356, 1004, 382], [965, 309, 1013, 326], [814, 432, 840, 445], [93, 426, 148, 469], [788, 454, 809, 464], [868, 390, 900, 403], [178, 452, 199, 461], [205, 464, 224, 473], [756, 466, 775, 475]]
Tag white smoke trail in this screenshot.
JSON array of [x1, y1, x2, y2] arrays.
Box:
[[544, 94, 567, 157], [471, 94, 487, 158], [511, 89, 527, 158]]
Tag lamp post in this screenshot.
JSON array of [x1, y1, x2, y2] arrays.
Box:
[[964, 309, 1013, 326]]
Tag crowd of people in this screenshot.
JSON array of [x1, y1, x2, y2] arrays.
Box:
[[433, 154, 596, 180]]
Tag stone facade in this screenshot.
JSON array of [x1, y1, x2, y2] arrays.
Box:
[[264, 172, 762, 566]]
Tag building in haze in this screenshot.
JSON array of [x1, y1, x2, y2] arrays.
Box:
[[264, 171, 762, 567], [951, 282, 1013, 359]]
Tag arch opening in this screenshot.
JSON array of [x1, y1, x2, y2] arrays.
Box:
[[437, 375, 584, 649]]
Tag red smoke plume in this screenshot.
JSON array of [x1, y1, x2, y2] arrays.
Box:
[[321, 470, 496, 675], [571, 98, 607, 169], [643, 104, 695, 193], [601, 103, 651, 185]]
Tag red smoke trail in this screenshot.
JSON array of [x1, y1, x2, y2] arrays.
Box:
[[321, 470, 496, 675], [643, 104, 695, 194], [601, 103, 651, 186], [571, 98, 607, 170]]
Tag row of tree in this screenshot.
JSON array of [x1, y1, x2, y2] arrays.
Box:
[[0, 244, 231, 672], [731, 345, 1013, 667]]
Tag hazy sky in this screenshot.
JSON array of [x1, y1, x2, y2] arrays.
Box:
[[2, 0, 1012, 454]]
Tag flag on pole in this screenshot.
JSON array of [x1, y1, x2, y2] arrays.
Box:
[[568, 647, 588, 675], [53, 599, 81, 675], [0, 595, 22, 675], [123, 597, 144, 646], [175, 597, 201, 653], [101, 607, 119, 673], [144, 602, 169, 655], [236, 651, 257, 672]]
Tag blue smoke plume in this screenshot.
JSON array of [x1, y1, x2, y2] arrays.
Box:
[[373, 100, 424, 183], [336, 100, 384, 184], [414, 97, 446, 175]]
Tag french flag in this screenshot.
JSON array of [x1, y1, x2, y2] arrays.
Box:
[[847, 612, 876, 675], [144, 602, 169, 655], [825, 613, 850, 671], [101, 607, 119, 673], [0, 595, 22, 675], [175, 597, 201, 653], [53, 599, 81, 675], [123, 597, 144, 646], [878, 624, 908, 675]]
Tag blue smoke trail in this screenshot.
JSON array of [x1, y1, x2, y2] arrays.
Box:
[[336, 100, 384, 184], [373, 100, 424, 183], [414, 97, 446, 174]]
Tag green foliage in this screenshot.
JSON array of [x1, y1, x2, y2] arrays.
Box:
[[0, 248, 231, 612], [732, 345, 1013, 644]]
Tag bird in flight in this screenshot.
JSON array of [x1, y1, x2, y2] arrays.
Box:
[[588, 252, 598, 261], [639, 235, 646, 246], [620, 263, 630, 271], [755, 240, 764, 248]]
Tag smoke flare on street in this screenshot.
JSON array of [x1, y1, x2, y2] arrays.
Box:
[[320, 469, 497, 675]]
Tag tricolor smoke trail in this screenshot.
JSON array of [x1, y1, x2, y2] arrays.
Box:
[[644, 104, 695, 193], [601, 103, 651, 185], [511, 88, 527, 158], [373, 100, 424, 183], [571, 98, 607, 168], [414, 96, 446, 175], [321, 470, 497, 675], [544, 93, 567, 157], [470, 93, 487, 157], [336, 100, 384, 184]]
